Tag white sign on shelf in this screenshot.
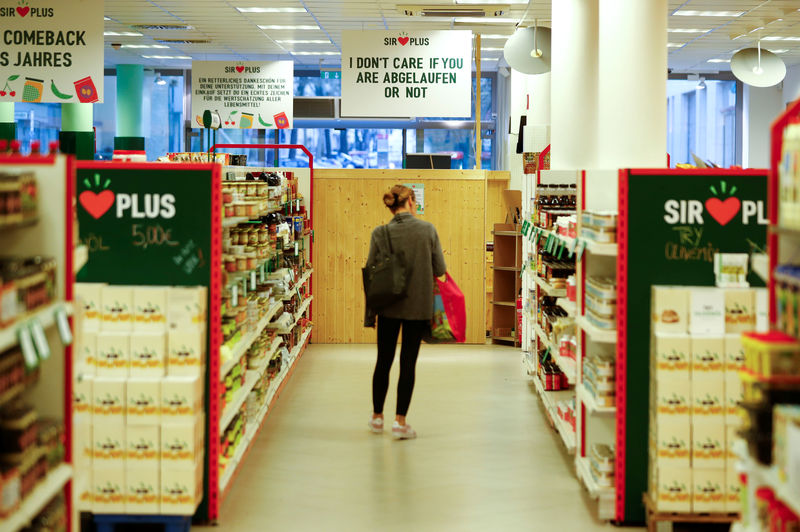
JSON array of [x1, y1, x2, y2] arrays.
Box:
[[0, 0, 104, 103], [191, 61, 293, 129], [341, 30, 472, 118]]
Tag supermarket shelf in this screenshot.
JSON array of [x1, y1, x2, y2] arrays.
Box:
[[219, 327, 311, 494], [219, 370, 260, 435], [0, 302, 72, 355], [74, 244, 88, 273], [523, 353, 536, 376], [490, 300, 516, 307], [222, 216, 250, 228], [491, 335, 516, 342], [534, 274, 568, 297], [533, 324, 576, 384], [575, 456, 617, 508], [577, 383, 615, 415], [735, 440, 800, 518], [295, 296, 313, 320], [533, 374, 576, 454], [770, 224, 800, 238], [282, 269, 314, 300], [577, 315, 617, 344], [493, 266, 522, 272], [492, 230, 521, 236], [535, 228, 577, 250], [584, 239, 618, 257], [219, 301, 283, 380], [0, 383, 24, 409], [0, 463, 72, 532], [557, 298, 577, 316]]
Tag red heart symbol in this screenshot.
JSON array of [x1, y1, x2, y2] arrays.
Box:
[[79, 190, 115, 219], [16, 6, 29, 16], [398, 37, 409, 46], [235, 66, 244, 73], [704, 197, 741, 226]]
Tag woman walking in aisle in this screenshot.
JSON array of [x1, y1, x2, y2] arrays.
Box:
[[365, 185, 447, 440]]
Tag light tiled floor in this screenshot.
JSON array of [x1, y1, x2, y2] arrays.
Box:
[[205, 343, 640, 532]]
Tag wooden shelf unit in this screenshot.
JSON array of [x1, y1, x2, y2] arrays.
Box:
[[490, 223, 522, 346]]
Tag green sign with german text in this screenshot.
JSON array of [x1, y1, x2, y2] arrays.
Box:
[[619, 169, 767, 523], [76, 165, 215, 286]]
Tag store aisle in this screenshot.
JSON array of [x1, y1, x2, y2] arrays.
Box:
[[209, 344, 636, 532]]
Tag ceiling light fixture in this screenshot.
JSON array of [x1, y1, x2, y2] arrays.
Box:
[[155, 75, 167, 86], [456, 0, 528, 3], [673, 10, 744, 17], [132, 24, 193, 30], [761, 36, 800, 41], [503, 23, 551, 74], [696, 77, 706, 90], [731, 40, 787, 87], [481, 47, 504, 51], [454, 17, 518, 24], [749, 26, 765, 33], [707, 58, 731, 63], [769, 49, 788, 54], [668, 28, 710, 33], [142, 55, 191, 59], [258, 25, 319, 30], [120, 44, 169, 49], [236, 7, 307, 13], [276, 39, 330, 44], [667, 43, 683, 48], [104, 31, 143, 36]]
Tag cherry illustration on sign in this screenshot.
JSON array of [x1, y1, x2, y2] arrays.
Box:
[[79, 173, 115, 219], [704, 181, 740, 226]]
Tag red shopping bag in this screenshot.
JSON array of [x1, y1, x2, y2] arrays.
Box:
[[425, 272, 466, 343]]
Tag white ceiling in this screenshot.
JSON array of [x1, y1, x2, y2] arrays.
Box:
[[102, 0, 800, 73]]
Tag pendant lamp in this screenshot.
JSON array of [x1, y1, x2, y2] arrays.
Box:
[[731, 41, 786, 88], [503, 23, 551, 75]]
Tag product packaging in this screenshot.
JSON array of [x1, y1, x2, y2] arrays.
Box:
[[651, 468, 692, 512], [725, 374, 744, 426], [130, 332, 166, 377], [73, 373, 93, 417], [73, 412, 93, 468], [724, 289, 755, 334], [691, 336, 725, 374], [723, 334, 746, 374], [725, 467, 741, 513], [126, 466, 160, 514], [692, 468, 726, 512], [75, 282, 104, 332], [134, 287, 168, 333], [692, 419, 726, 468], [652, 287, 689, 334], [773, 405, 800, 482], [714, 253, 749, 288], [92, 465, 126, 513], [161, 458, 203, 514], [92, 423, 126, 465], [161, 414, 204, 468], [653, 377, 692, 419], [101, 286, 134, 332], [126, 424, 160, 466], [92, 377, 126, 422], [167, 330, 206, 376], [691, 375, 725, 419], [653, 334, 691, 376], [77, 330, 96, 375], [689, 289, 725, 336], [161, 376, 203, 420], [652, 418, 691, 468], [167, 287, 207, 331], [127, 378, 161, 425], [96, 332, 130, 377], [755, 288, 768, 333]]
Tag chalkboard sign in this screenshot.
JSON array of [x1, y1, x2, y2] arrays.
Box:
[[618, 168, 767, 522], [76, 163, 218, 286]]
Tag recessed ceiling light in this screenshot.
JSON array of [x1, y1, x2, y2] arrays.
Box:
[[454, 17, 519, 24], [767, 18, 783, 25], [673, 10, 744, 17], [292, 51, 339, 55], [237, 7, 307, 13], [769, 49, 788, 53], [667, 42, 683, 48], [103, 16, 111, 21], [456, 0, 528, 3], [104, 31, 143, 36], [481, 47, 504, 51], [668, 28, 710, 33], [276, 39, 330, 44], [120, 44, 170, 49], [707, 58, 731, 63], [749, 26, 765, 33], [762, 36, 800, 41], [258, 25, 319, 30], [142, 55, 191, 59]]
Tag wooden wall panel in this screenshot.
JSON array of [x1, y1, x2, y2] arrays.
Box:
[[312, 169, 489, 344]]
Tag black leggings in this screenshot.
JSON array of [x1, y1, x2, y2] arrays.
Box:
[[372, 317, 428, 417]]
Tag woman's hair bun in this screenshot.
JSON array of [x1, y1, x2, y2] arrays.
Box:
[[383, 184, 414, 211]]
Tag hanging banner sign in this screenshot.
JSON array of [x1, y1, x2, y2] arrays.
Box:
[[191, 60, 293, 129], [0, 0, 104, 103], [341, 30, 472, 118]]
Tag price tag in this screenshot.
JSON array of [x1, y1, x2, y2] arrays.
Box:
[[251, 271, 257, 290], [30, 320, 50, 360], [294, 242, 299, 256], [56, 306, 73, 345], [19, 327, 38, 369], [557, 242, 565, 259], [542, 346, 551, 363], [568, 238, 578, 258], [521, 220, 530, 236], [232, 285, 238, 307], [242, 278, 248, 297], [545, 235, 552, 252], [260, 263, 266, 283], [577, 240, 587, 261]]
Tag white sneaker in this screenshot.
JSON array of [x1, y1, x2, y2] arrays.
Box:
[[368, 417, 384, 434], [392, 421, 417, 440]]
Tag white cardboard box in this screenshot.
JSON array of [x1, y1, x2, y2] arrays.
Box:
[[75, 282, 104, 332], [101, 285, 134, 332], [692, 468, 726, 513], [689, 289, 725, 336], [134, 287, 168, 333], [161, 459, 203, 515], [161, 414, 204, 469], [126, 424, 160, 466], [77, 330, 97, 375], [92, 423, 126, 465], [92, 465, 126, 513], [92, 377, 126, 422], [161, 376, 203, 420], [127, 378, 161, 425], [167, 330, 206, 377], [125, 466, 160, 514], [96, 332, 130, 377], [130, 332, 166, 377]]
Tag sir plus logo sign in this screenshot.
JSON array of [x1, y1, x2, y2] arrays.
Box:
[[384, 32, 429, 47], [79, 174, 176, 220], [663, 181, 767, 227], [0, 1, 54, 18]]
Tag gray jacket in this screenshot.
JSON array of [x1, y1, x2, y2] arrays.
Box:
[[364, 212, 447, 326]]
